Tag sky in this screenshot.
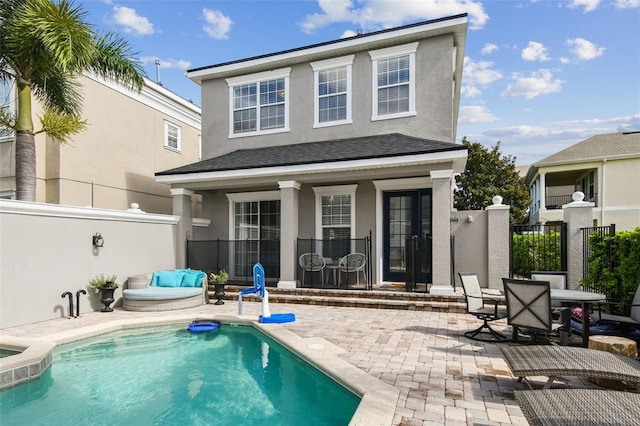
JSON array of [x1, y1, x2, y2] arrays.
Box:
[[81, 0, 640, 165]]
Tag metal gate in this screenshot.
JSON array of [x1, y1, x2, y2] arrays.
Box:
[[510, 223, 567, 277]]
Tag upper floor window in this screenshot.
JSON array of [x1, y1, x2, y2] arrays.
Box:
[[164, 121, 181, 151], [227, 68, 291, 138], [1, 79, 15, 141], [311, 55, 354, 128], [369, 42, 417, 121]]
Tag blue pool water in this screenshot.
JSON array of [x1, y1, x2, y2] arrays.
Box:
[[0, 324, 359, 425]]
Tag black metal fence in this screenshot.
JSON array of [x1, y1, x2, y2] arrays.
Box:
[[510, 223, 567, 277], [296, 234, 372, 289], [405, 235, 432, 293], [186, 239, 280, 286], [581, 224, 616, 295]]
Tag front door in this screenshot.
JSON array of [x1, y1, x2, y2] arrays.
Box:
[[383, 189, 432, 283]]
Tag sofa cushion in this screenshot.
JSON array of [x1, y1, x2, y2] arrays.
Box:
[[122, 287, 203, 300], [182, 270, 205, 287], [152, 270, 186, 287]]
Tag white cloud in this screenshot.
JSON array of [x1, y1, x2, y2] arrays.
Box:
[[481, 43, 498, 55], [458, 105, 498, 124], [521, 41, 550, 62], [560, 57, 570, 64], [501, 69, 564, 99], [299, 0, 489, 34], [615, 0, 640, 8], [567, 0, 601, 12], [462, 56, 503, 98], [112, 6, 154, 36], [202, 8, 233, 40], [341, 29, 358, 38], [140, 56, 191, 70], [566, 38, 605, 61]]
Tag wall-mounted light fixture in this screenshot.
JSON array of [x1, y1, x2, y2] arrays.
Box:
[[92, 233, 104, 248]]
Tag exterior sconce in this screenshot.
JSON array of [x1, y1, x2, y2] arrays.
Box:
[[466, 215, 474, 223], [92, 233, 104, 248]]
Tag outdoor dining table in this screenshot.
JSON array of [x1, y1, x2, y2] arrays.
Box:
[[550, 289, 607, 347]]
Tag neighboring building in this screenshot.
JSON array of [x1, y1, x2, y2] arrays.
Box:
[[526, 131, 640, 230], [0, 74, 202, 215], [157, 14, 469, 291]]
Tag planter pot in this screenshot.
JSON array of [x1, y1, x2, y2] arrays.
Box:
[[213, 283, 226, 305], [99, 287, 117, 312]]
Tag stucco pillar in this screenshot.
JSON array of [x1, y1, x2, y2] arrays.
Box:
[[429, 170, 454, 295], [486, 195, 510, 291], [171, 188, 193, 268], [278, 180, 300, 289], [563, 191, 594, 289], [539, 173, 546, 210]]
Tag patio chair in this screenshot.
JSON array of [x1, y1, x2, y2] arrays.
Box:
[[458, 272, 508, 342], [531, 271, 567, 308], [502, 277, 571, 345], [337, 253, 367, 286], [594, 283, 640, 329], [298, 253, 326, 285]]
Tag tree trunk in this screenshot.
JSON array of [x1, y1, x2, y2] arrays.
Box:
[[15, 80, 36, 201], [15, 130, 36, 201]]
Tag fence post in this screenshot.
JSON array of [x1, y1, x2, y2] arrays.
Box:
[[563, 191, 595, 289], [486, 196, 510, 291]]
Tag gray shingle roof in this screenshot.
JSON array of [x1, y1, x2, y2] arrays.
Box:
[[534, 131, 640, 166], [156, 133, 465, 176]]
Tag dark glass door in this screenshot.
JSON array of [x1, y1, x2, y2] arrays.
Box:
[[383, 189, 431, 282]]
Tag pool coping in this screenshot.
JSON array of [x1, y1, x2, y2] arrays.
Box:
[[0, 313, 398, 426]]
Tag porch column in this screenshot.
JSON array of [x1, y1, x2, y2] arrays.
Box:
[[563, 191, 594, 289], [170, 188, 193, 268], [278, 180, 300, 289], [429, 170, 454, 295], [539, 173, 546, 210], [486, 196, 510, 291]]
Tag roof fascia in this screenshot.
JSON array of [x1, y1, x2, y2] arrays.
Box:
[[156, 149, 468, 185], [186, 16, 467, 83]]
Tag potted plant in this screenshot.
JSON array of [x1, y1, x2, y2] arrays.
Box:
[[89, 274, 119, 312], [209, 270, 228, 305]]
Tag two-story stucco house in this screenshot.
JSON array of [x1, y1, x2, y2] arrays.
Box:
[[526, 131, 640, 230], [0, 74, 202, 215], [156, 14, 469, 293]]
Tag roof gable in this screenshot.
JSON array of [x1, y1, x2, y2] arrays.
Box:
[[535, 131, 640, 166]]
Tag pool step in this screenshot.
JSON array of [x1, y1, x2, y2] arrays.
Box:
[[207, 286, 468, 313]]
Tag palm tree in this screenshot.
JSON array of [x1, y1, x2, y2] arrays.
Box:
[[0, 0, 145, 201]]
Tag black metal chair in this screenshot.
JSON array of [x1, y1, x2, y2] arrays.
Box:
[[502, 277, 570, 345], [458, 272, 508, 342]]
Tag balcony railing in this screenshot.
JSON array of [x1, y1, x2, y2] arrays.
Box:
[[545, 193, 597, 209]]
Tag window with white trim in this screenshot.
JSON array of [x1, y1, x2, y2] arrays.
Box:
[[311, 55, 353, 127], [164, 121, 181, 151], [1, 79, 15, 141], [227, 68, 290, 137], [313, 185, 357, 258], [369, 42, 417, 121]]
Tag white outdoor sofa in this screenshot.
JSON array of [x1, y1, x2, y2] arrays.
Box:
[[122, 270, 208, 312]]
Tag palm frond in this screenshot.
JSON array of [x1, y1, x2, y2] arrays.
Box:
[[31, 68, 84, 116], [90, 31, 146, 91]]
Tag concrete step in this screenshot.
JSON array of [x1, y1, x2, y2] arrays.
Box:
[[207, 285, 468, 313]]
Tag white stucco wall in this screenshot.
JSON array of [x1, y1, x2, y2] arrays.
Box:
[[0, 200, 180, 328]]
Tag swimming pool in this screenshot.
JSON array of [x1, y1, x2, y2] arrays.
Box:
[[0, 323, 360, 425]]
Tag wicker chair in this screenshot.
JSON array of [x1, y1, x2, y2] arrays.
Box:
[[458, 272, 508, 342], [298, 253, 326, 285], [338, 253, 367, 286]]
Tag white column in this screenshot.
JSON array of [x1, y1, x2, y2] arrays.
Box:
[[170, 188, 193, 268], [429, 170, 454, 295], [539, 173, 546, 210], [486, 195, 510, 291], [563, 191, 594, 289], [278, 180, 300, 289]]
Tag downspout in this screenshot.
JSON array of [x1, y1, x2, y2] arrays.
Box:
[[601, 158, 606, 225]]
